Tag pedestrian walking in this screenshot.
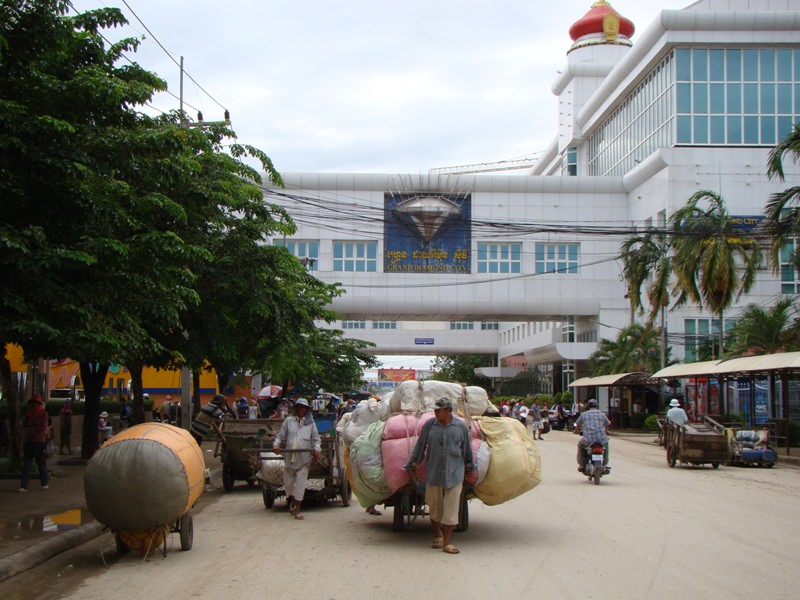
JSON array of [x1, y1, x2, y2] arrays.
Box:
[[19, 394, 49, 492]]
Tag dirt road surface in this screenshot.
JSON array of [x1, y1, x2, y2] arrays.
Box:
[[6, 430, 800, 600]]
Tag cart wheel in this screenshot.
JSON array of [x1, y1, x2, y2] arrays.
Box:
[[592, 466, 601, 485], [456, 491, 469, 532], [115, 533, 130, 555], [392, 502, 405, 532], [222, 466, 234, 492], [179, 512, 193, 551], [262, 484, 275, 509], [712, 462, 720, 469], [340, 478, 351, 507]]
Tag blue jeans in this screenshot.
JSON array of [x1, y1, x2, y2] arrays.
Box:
[[21, 441, 48, 489]]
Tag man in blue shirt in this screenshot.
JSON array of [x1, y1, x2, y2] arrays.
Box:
[[574, 399, 610, 470], [405, 397, 474, 555]]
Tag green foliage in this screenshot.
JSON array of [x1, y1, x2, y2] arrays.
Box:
[[430, 355, 494, 387], [643, 414, 661, 431], [725, 297, 800, 356], [588, 324, 666, 375], [629, 413, 647, 429]]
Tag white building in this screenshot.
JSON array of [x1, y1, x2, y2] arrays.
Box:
[[265, 0, 800, 408]]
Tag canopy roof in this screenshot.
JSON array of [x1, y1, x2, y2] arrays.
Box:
[[569, 371, 658, 387], [652, 351, 800, 378]]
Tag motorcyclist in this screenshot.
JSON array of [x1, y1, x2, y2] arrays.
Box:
[[573, 399, 610, 472]]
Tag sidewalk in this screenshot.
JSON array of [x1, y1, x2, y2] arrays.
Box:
[[0, 441, 222, 583]]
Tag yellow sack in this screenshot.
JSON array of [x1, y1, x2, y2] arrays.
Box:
[[472, 416, 541, 506]]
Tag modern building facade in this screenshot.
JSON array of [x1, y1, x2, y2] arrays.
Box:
[[264, 1, 800, 405]]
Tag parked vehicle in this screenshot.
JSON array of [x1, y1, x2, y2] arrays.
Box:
[[579, 442, 609, 485], [47, 388, 85, 403]]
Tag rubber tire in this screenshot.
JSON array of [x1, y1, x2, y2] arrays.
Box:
[[222, 466, 234, 492], [712, 462, 720, 469], [667, 448, 677, 468], [456, 491, 469, 532], [115, 533, 130, 555], [392, 502, 405, 532], [592, 465, 601, 485], [263, 485, 275, 509], [179, 512, 193, 551], [340, 478, 351, 507]]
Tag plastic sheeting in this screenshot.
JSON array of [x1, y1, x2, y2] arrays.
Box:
[[84, 423, 205, 531]]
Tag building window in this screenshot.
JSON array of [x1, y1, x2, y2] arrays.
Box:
[[684, 318, 736, 361], [342, 320, 366, 330], [780, 239, 800, 294], [333, 241, 377, 272], [450, 322, 474, 330], [481, 322, 499, 331], [535, 243, 579, 274], [372, 321, 397, 329], [477, 242, 522, 274], [275, 240, 319, 271], [561, 146, 578, 176]]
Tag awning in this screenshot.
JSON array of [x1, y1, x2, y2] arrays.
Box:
[[652, 361, 722, 378], [569, 371, 658, 387], [652, 351, 800, 378]]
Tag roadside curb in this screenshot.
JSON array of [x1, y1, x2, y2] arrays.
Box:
[[0, 521, 105, 583]]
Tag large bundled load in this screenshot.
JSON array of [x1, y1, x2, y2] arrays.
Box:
[[84, 423, 205, 552], [471, 416, 541, 506], [341, 397, 389, 446], [344, 382, 540, 510], [389, 380, 491, 416]]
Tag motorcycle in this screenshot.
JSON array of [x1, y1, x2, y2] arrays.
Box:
[[580, 442, 609, 485]]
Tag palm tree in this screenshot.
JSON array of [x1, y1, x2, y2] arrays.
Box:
[[588, 324, 665, 376], [765, 124, 800, 269], [725, 297, 800, 356], [670, 190, 761, 358], [620, 230, 673, 369]]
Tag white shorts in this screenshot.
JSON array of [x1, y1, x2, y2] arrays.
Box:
[[533, 420, 543, 430]]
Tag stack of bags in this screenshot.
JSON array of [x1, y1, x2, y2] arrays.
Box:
[[342, 380, 541, 508]]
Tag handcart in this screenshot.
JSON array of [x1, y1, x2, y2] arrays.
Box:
[[383, 481, 470, 532], [727, 425, 778, 468], [665, 416, 729, 469], [256, 417, 351, 509], [113, 511, 194, 557], [215, 418, 284, 491]]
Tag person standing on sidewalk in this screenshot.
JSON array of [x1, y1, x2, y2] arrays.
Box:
[[19, 394, 49, 492]]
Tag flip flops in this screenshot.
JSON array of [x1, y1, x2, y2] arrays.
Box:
[[431, 537, 444, 549], [442, 544, 460, 554], [366, 507, 382, 516]]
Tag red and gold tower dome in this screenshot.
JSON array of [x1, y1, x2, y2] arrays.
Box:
[[568, 1, 635, 52]]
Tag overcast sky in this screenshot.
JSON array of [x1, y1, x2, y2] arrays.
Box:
[[67, 1, 692, 371], [69, 0, 691, 175]]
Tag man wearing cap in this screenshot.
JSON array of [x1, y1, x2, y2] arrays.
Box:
[[190, 394, 234, 446], [405, 397, 474, 555], [573, 399, 610, 470], [666, 399, 689, 426], [273, 398, 321, 520]]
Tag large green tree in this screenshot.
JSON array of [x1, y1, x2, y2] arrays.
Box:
[[670, 190, 761, 358], [430, 354, 494, 387]]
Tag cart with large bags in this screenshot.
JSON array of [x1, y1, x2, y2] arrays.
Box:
[[256, 414, 352, 509]]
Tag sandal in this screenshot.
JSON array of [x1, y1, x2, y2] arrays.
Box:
[[366, 507, 382, 516], [293, 514, 305, 520], [431, 537, 444, 549], [442, 544, 460, 554]]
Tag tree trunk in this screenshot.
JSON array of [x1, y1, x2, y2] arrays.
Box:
[[128, 362, 145, 425], [0, 345, 23, 464], [80, 362, 109, 459]]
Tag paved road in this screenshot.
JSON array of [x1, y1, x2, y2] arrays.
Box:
[[6, 430, 800, 600]]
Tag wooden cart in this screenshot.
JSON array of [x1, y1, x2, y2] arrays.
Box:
[[382, 481, 470, 532], [215, 418, 285, 491], [256, 415, 351, 509], [665, 417, 729, 469]]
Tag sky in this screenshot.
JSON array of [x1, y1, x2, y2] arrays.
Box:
[[66, 0, 693, 371], [69, 0, 692, 175]]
